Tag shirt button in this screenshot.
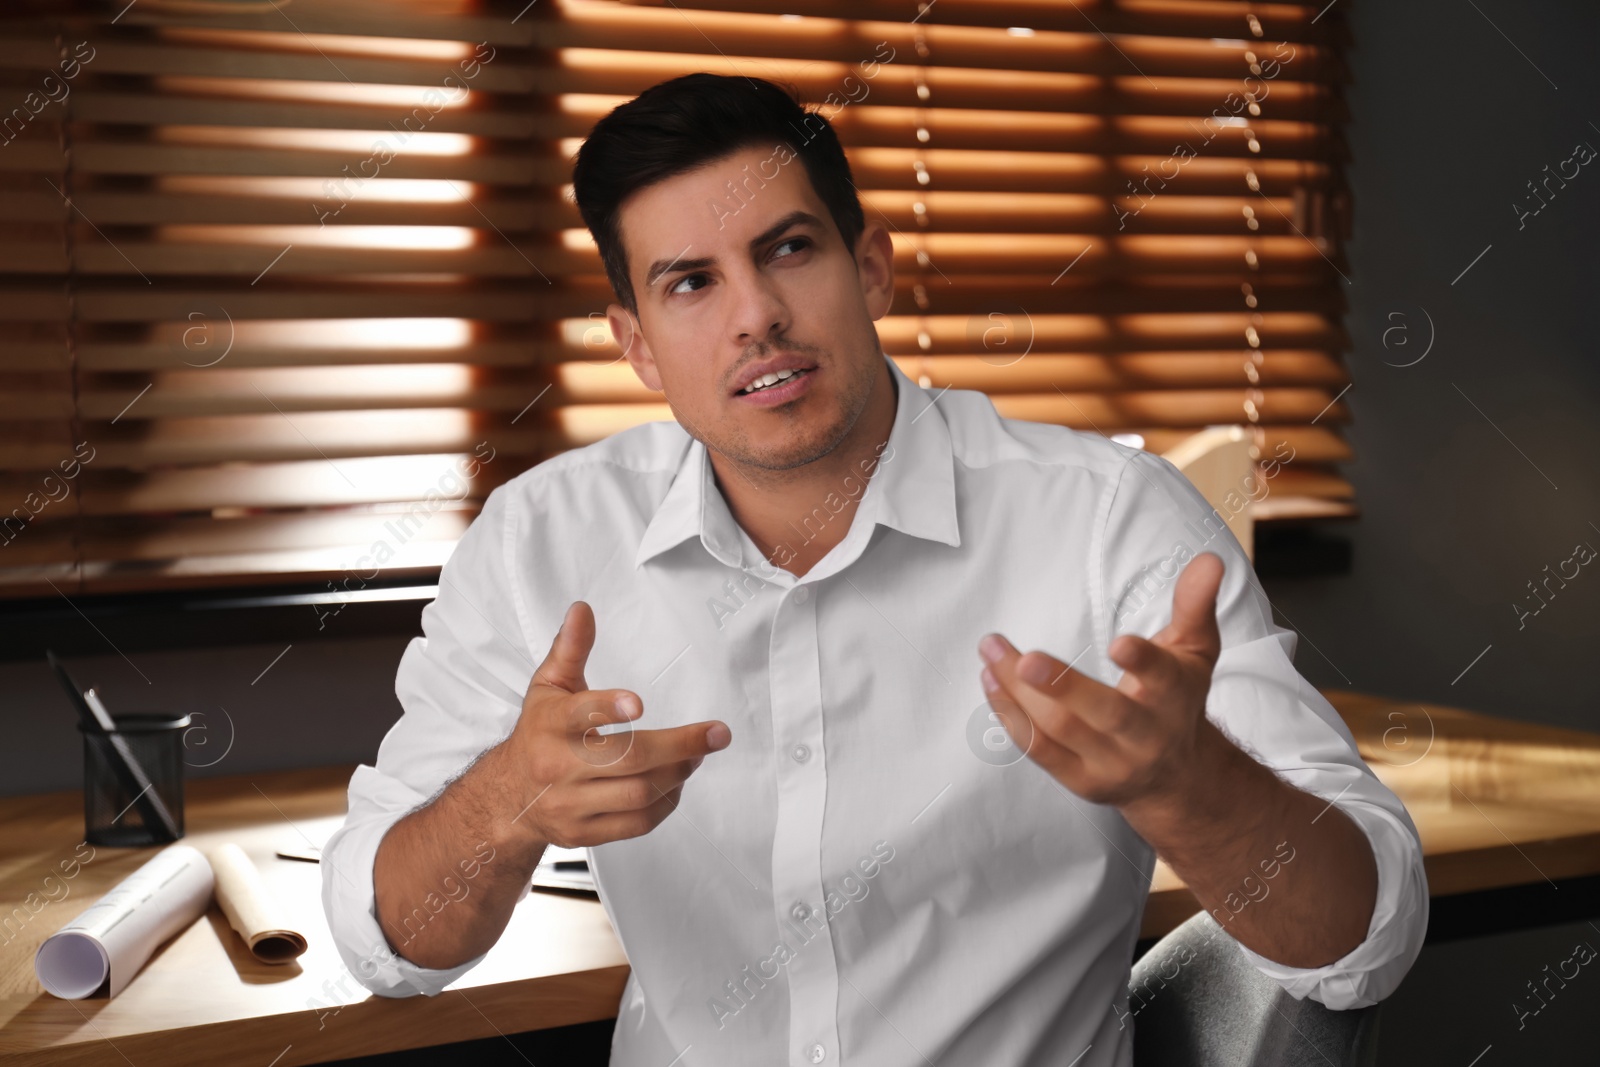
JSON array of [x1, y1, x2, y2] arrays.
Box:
[[792, 743, 810, 763], [792, 585, 810, 604], [808, 1043, 826, 1063], [791, 902, 810, 921]]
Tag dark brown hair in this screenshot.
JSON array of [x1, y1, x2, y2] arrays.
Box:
[[570, 72, 865, 317]]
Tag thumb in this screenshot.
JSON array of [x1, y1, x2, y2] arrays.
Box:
[[531, 600, 594, 695], [1161, 552, 1223, 663]]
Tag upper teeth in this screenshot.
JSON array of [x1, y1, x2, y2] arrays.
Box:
[[741, 368, 803, 393]]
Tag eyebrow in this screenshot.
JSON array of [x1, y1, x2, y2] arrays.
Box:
[[642, 209, 826, 292]]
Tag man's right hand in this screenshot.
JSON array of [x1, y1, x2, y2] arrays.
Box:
[[502, 599, 731, 850]]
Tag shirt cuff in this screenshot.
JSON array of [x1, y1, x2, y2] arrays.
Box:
[[320, 766, 514, 998], [1231, 797, 1428, 1009]]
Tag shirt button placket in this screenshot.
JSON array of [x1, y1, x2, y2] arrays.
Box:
[[767, 582, 839, 1067]]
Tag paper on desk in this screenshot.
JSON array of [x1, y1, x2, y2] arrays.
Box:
[[34, 843, 214, 999], [204, 842, 308, 964], [531, 844, 596, 894]]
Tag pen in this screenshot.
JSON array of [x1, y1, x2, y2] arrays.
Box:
[[47, 651, 182, 842]]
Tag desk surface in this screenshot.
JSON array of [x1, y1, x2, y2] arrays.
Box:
[[4, 689, 1599, 1066]]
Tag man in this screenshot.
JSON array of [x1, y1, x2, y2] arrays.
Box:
[[322, 73, 1427, 1066]]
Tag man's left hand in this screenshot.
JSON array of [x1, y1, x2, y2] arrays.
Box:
[[977, 550, 1228, 812]]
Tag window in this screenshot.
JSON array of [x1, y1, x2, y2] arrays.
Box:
[[0, 0, 1353, 598]]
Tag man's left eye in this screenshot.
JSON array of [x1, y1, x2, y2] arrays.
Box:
[[772, 237, 809, 259]]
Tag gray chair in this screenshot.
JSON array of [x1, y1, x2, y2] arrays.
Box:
[[1128, 911, 1380, 1067]]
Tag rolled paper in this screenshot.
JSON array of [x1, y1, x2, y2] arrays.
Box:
[[35, 843, 214, 999], [203, 842, 308, 964]]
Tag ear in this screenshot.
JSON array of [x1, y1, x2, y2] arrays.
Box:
[[855, 220, 895, 321], [607, 303, 662, 392]]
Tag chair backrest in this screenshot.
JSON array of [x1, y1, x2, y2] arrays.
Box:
[[1160, 425, 1256, 564], [1127, 910, 1380, 1067]]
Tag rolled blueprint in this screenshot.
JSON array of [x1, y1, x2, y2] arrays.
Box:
[[204, 842, 307, 963], [34, 843, 214, 999]]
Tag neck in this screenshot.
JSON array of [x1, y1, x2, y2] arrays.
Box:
[[709, 358, 898, 579]]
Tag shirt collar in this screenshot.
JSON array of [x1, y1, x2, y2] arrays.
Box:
[[634, 352, 960, 571]]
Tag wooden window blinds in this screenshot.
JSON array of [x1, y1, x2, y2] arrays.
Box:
[[0, 0, 1356, 599]]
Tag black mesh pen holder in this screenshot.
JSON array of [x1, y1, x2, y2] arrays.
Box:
[[80, 712, 190, 846]]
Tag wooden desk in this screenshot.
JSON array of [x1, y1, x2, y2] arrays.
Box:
[[4, 690, 1599, 1066], [1140, 689, 1600, 936], [0, 766, 628, 1067]]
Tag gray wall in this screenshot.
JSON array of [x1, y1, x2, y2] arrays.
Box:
[[1260, 0, 1600, 733], [1267, 2, 1600, 1062], [2, 0, 1595, 1058], [0, 635, 413, 797]]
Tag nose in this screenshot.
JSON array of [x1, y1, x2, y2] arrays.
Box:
[[727, 263, 791, 348]]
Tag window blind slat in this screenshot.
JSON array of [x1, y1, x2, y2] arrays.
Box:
[[10, 0, 1344, 47], [4, 8, 1342, 83], [618, 0, 1346, 44], [0, 350, 1352, 423], [1, 188, 1315, 233], [0, 234, 1346, 278], [0, 285, 1349, 322]]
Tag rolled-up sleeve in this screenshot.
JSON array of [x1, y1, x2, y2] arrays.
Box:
[[1096, 446, 1429, 1009], [319, 483, 539, 998]]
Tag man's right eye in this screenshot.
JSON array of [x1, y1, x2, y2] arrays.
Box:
[[669, 273, 708, 296]]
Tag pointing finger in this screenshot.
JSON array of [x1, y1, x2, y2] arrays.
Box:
[[584, 719, 731, 779]]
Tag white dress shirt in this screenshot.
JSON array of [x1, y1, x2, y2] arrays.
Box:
[[322, 352, 1428, 1067]]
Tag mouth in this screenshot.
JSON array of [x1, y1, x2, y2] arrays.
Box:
[[733, 365, 818, 405]]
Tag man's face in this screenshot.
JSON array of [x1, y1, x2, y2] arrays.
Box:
[[604, 143, 894, 473]]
